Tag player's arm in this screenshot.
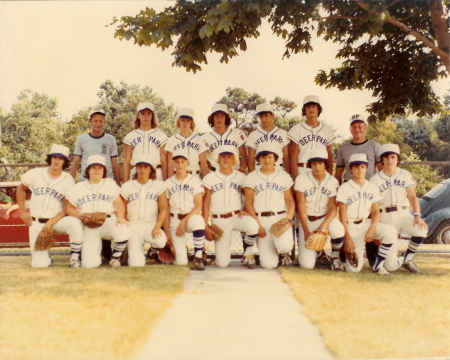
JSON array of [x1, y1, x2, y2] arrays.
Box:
[[17, 183, 32, 226], [244, 187, 266, 237], [319, 197, 338, 231], [70, 155, 82, 180], [66, 201, 83, 220], [238, 145, 248, 173], [153, 191, 169, 238], [111, 157, 121, 186], [247, 147, 256, 172], [199, 152, 209, 177], [121, 195, 128, 220], [365, 202, 380, 243], [326, 145, 333, 174], [406, 185, 427, 230], [282, 145, 291, 175], [289, 142, 299, 180], [202, 188, 216, 241], [295, 191, 310, 239], [122, 144, 132, 183], [335, 167, 344, 185], [167, 152, 174, 178], [284, 186, 295, 221], [338, 201, 354, 253], [114, 196, 129, 225], [160, 144, 168, 180]]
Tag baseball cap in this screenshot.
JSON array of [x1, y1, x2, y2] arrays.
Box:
[[349, 114, 368, 125], [211, 103, 229, 115], [131, 154, 156, 168], [217, 145, 236, 156], [48, 144, 70, 159], [137, 102, 155, 113], [256, 103, 273, 116], [349, 153, 368, 166], [178, 108, 194, 120], [171, 149, 189, 162], [89, 107, 106, 118], [303, 95, 321, 106], [86, 155, 106, 167], [381, 143, 400, 156], [308, 149, 328, 163], [256, 142, 277, 157]]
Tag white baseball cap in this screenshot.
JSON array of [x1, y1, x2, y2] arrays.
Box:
[[217, 145, 236, 156], [381, 143, 400, 156], [303, 95, 321, 106], [256, 142, 277, 157], [48, 144, 70, 159], [349, 114, 368, 125], [256, 103, 274, 115], [211, 103, 229, 115], [171, 149, 189, 162], [131, 154, 156, 168], [89, 107, 106, 118], [349, 153, 368, 166], [177, 108, 194, 120], [308, 149, 328, 162], [137, 102, 155, 113], [86, 154, 106, 167]]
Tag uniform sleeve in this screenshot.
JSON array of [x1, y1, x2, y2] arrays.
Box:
[[402, 170, 416, 188], [245, 132, 257, 150], [336, 185, 347, 204], [287, 125, 299, 144], [123, 132, 133, 146], [242, 173, 255, 189], [198, 135, 208, 154], [164, 179, 171, 199], [21, 168, 40, 188], [282, 172, 294, 190], [326, 126, 337, 145], [328, 177, 339, 197], [371, 183, 383, 203], [336, 146, 345, 167], [192, 177, 204, 196], [294, 175, 306, 193], [109, 135, 118, 157], [120, 181, 131, 199], [281, 130, 290, 149], [164, 137, 175, 153], [66, 185, 79, 206], [374, 141, 382, 163], [108, 180, 121, 201], [156, 180, 168, 196], [158, 130, 168, 147], [74, 135, 83, 156], [236, 129, 247, 147], [202, 173, 213, 190]]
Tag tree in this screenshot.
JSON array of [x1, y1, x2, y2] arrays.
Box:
[[113, 1, 449, 121]]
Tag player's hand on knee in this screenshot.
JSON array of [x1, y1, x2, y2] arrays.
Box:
[[343, 237, 355, 253], [41, 224, 53, 236], [238, 210, 249, 218], [413, 216, 427, 230], [258, 224, 266, 238], [364, 228, 375, 243], [176, 223, 186, 237], [303, 230, 311, 242], [116, 217, 130, 226], [151, 227, 162, 239]]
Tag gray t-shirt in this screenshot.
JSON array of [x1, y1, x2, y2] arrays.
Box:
[[336, 139, 382, 182], [74, 133, 118, 180]]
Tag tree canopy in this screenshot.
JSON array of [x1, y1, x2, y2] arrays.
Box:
[[113, 0, 449, 121]]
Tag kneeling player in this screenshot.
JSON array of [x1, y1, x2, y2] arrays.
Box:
[[337, 154, 397, 275], [295, 149, 345, 270], [202, 146, 259, 269], [66, 155, 130, 268], [243, 143, 295, 269], [121, 154, 169, 267], [370, 144, 427, 273]]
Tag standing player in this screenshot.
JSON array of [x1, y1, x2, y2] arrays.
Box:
[[288, 96, 335, 178], [202, 103, 248, 173], [370, 144, 428, 273], [294, 149, 345, 270], [202, 146, 259, 269], [66, 155, 130, 268], [166, 149, 206, 270], [165, 108, 209, 178], [123, 102, 168, 182], [336, 154, 397, 275], [121, 154, 169, 267], [243, 143, 295, 269], [16, 145, 83, 268], [246, 103, 290, 174]]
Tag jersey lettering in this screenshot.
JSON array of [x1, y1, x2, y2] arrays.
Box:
[[298, 134, 328, 146], [33, 187, 64, 202]]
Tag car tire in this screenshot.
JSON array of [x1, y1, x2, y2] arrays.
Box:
[[431, 220, 450, 245]]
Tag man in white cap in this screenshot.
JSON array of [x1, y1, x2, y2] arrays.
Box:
[[288, 95, 336, 179], [202, 103, 248, 174], [335, 114, 382, 185], [246, 102, 290, 174], [294, 148, 345, 271], [370, 144, 428, 273], [16, 145, 83, 268], [336, 154, 398, 275]]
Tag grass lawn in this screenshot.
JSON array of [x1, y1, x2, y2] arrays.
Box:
[[0, 255, 190, 360], [280, 254, 450, 359]]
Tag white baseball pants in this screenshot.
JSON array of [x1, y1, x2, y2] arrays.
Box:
[[128, 220, 167, 267], [169, 214, 205, 265]]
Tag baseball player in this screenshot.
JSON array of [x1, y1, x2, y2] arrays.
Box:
[[123, 102, 168, 182], [121, 154, 169, 267], [370, 144, 428, 273], [16, 145, 83, 268], [294, 149, 345, 270], [243, 143, 295, 269], [246, 103, 290, 174], [336, 154, 398, 275], [66, 155, 131, 268], [165, 148, 206, 270], [165, 108, 209, 178], [288, 95, 335, 179], [202, 103, 248, 173], [202, 146, 259, 269]]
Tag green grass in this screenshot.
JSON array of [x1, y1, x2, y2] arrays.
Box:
[[280, 254, 450, 359], [0, 255, 190, 360]]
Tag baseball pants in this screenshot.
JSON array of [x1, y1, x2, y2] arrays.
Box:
[[128, 220, 167, 267], [298, 217, 345, 269], [29, 216, 83, 268], [170, 214, 205, 265], [81, 215, 131, 268], [257, 213, 294, 269], [212, 214, 259, 268]]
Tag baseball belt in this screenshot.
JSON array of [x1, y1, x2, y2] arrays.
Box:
[[257, 210, 286, 217], [170, 213, 188, 220], [32, 217, 50, 223], [212, 210, 240, 219], [380, 206, 408, 213], [297, 163, 306, 168], [308, 214, 326, 222], [348, 219, 363, 224]]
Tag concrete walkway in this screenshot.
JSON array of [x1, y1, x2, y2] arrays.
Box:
[[136, 260, 334, 360]]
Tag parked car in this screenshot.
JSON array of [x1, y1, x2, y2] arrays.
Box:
[[420, 179, 450, 244]]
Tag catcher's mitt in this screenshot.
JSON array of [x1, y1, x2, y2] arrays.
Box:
[[210, 224, 223, 241], [158, 239, 176, 263], [346, 251, 359, 268], [270, 218, 293, 237], [82, 212, 107, 228], [305, 229, 328, 251], [34, 227, 55, 251]]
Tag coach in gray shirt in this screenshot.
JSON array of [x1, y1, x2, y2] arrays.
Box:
[[335, 114, 383, 184]]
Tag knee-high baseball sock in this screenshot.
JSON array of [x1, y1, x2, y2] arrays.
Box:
[[112, 240, 128, 258], [70, 242, 82, 260], [243, 234, 257, 255], [330, 237, 344, 259], [404, 236, 424, 262], [193, 230, 205, 257], [373, 243, 393, 270], [365, 241, 380, 268]]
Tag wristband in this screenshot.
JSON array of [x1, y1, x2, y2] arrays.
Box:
[[413, 213, 421, 217]]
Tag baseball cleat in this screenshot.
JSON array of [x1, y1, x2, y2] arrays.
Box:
[[372, 266, 391, 276], [242, 254, 256, 269], [69, 259, 80, 268], [280, 253, 292, 267], [194, 256, 205, 271], [109, 257, 121, 267], [147, 249, 158, 264], [402, 260, 420, 274], [331, 258, 344, 272]]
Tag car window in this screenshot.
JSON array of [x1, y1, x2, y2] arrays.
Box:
[[422, 183, 447, 200]]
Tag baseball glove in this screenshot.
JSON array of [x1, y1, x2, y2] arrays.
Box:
[[34, 227, 55, 251], [346, 251, 359, 268], [82, 212, 107, 228], [269, 218, 293, 238], [305, 229, 328, 251], [158, 239, 176, 263], [210, 224, 223, 241]]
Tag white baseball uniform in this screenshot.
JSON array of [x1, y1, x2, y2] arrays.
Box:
[[21, 168, 83, 268], [67, 178, 131, 268], [121, 179, 168, 267], [202, 128, 247, 170], [166, 174, 205, 265], [336, 179, 397, 272], [243, 169, 294, 269], [294, 172, 345, 269], [203, 170, 259, 268]]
